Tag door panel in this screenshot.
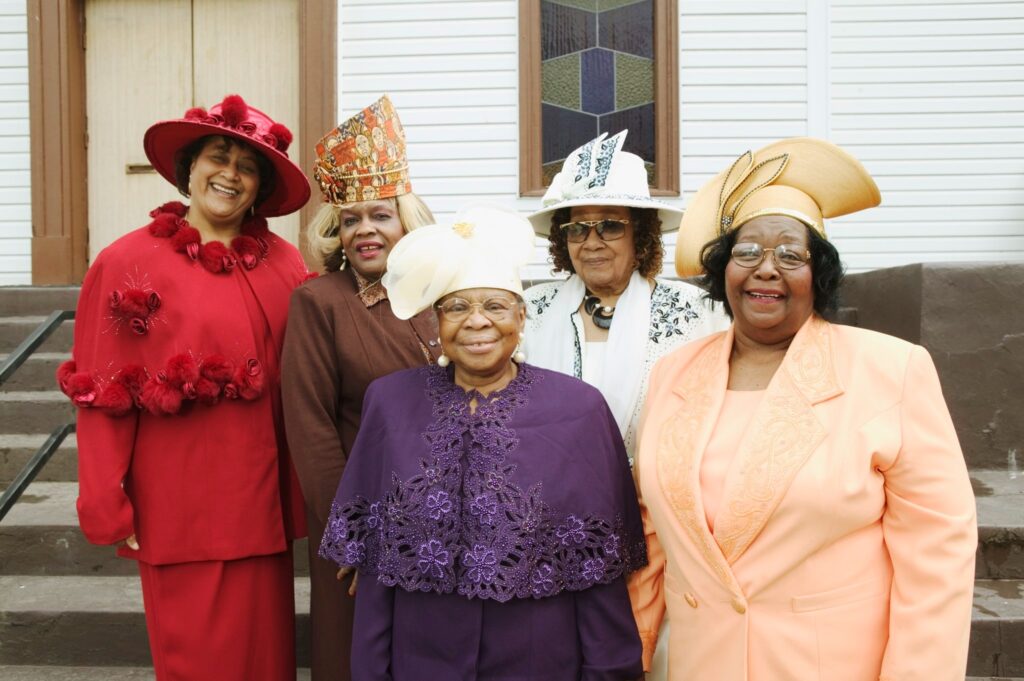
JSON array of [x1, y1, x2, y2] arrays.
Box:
[[85, 0, 192, 260], [85, 0, 301, 262], [193, 0, 301, 244]]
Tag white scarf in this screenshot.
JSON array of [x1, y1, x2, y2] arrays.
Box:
[[528, 271, 651, 436]]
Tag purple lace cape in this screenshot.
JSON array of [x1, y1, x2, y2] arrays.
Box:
[[319, 363, 647, 602]]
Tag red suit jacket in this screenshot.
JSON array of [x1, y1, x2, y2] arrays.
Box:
[[61, 203, 308, 565]]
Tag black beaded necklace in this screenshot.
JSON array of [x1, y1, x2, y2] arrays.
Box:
[[583, 292, 615, 330]]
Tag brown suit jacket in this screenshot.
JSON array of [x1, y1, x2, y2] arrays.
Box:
[[281, 268, 438, 680]]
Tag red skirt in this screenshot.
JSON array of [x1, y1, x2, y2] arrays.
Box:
[[138, 549, 296, 681]]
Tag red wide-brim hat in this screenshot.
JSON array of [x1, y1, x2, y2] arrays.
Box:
[[143, 94, 311, 218]]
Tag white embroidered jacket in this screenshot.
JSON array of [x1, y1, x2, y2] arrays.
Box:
[[523, 278, 730, 458]]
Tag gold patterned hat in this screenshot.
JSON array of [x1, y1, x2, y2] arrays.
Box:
[[313, 95, 411, 205], [675, 137, 881, 277]]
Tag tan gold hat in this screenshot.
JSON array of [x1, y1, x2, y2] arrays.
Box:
[[675, 137, 881, 277]]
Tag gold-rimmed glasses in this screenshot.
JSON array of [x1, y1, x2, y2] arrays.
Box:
[[730, 242, 810, 270]]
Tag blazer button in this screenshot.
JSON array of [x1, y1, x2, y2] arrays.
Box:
[[731, 597, 747, 614], [684, 592, 698, 608], [428, 340, 438, 347]]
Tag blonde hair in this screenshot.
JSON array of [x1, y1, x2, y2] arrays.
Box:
[[305, 192, 436, 271]]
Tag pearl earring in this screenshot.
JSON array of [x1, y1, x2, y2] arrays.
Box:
[[435, 339, 449, 367], [513, 333, 526, 364]]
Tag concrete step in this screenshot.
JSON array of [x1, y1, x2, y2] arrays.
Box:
[[969, 580, 1024, 677], [0, 668, 313, 680], [974, 471, 1024, 580], [0, 575, 312, 667], [0, 433, 78, 485], [0, 316, 75, 354], [2, 473, 1020, 581], [0, 482, 310, 577], [0, 571, 1016, 672], [0, 391, 76, 434], [0, 286, 79, 317], [0, 352, 67, 392]]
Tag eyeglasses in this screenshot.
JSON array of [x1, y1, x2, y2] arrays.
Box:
[[558, 219, 630, 243], [730, 242, 810, 270], [435, 296, 521, 323]]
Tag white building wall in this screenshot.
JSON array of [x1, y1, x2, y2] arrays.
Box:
[[0, 0, 29, 285], [828, 0, 1024, 271], [339, 0, 1024, 278], [0, 0, 1020, 282]]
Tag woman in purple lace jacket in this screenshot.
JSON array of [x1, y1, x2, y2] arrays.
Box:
[[319, 208, 646, 681]]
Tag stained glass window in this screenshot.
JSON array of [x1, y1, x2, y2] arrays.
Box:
[[540, 0, 656, 186]]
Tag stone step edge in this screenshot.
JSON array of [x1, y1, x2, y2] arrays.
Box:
[[0, 669, 311, 681], [0, 575, 1018, 619], [0, 575, 312, 614]]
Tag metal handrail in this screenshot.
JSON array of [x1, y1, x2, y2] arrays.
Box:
[[0, 309, 76, 522], [0, 309, 75, 387], [0, 422, 76, 522]]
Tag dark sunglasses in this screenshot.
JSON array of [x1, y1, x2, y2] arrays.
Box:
[[558, 219, 630, 243]]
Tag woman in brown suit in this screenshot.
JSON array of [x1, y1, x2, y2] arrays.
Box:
[[281, 95, 439, 681]]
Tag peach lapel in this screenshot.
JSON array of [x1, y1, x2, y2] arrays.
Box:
[[656, 329, 742, 592], [712, 316, 843, 565]]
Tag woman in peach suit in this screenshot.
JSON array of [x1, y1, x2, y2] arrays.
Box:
[[630, 138, 977, 681]]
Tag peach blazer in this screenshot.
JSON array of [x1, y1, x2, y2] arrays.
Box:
[[629, 316, 976, 681]]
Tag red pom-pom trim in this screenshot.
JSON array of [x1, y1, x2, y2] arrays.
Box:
[[171, 224, 201, 255], [64, 373, 97, 407], [147, 213, 181, 238], [200, 354, 234, 384], [220, 95, 248, 127], [56, 360, 76, 392], [94, 382, 133, 416], [195, 377, 222, 405], [140, 373, 183, 416], [198, 240, 236, 273], [165, 354, 199, 387], [234, 358, 264, 401], [184, 107, 207, 121], [268, 122, 292, 152], [149, 201, 187, 218], [115, 365, 148, 402]]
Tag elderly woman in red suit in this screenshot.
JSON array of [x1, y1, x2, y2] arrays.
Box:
[[281, 95, 438, 681], [58, 95, 311, 681], [630, 138, 977, 681]]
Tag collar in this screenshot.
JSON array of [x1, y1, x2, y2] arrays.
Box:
[[352, 269, 387, 307], [145, 201, 271, 274]]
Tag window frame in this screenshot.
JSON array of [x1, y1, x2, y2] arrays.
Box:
[[518, 0, 679, 197]]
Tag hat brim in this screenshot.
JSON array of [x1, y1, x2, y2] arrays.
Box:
[[528, 197, 684, 236], [143, 120, 311, 218]]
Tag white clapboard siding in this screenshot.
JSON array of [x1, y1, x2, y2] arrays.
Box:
[[0, 0, 28, 285], [335, 0, 1024, 279], [829, 0, 1024, 271], [337, 0, 548, 273]]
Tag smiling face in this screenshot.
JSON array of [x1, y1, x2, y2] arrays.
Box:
[[187, 137, 261, 230], [725, 215, 815, 346], [437, 287, 525, 385], [565, 205, 637, 295], [338, 199, 405, 279]]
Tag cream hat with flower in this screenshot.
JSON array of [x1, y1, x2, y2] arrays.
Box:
[[382, 206, 535, 320], [675, 137, 881, 277], [528, 131, 683, 236]]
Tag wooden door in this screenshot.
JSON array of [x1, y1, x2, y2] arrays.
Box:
[[85, 0, 300, 261]]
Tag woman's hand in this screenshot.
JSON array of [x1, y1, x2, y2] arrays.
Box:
[[117, 534, 139, 550], [336, 566, 358, 596]]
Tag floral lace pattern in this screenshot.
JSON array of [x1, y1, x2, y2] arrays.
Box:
[[649, 283, 701, 344], [319, 364, 646, 601]]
